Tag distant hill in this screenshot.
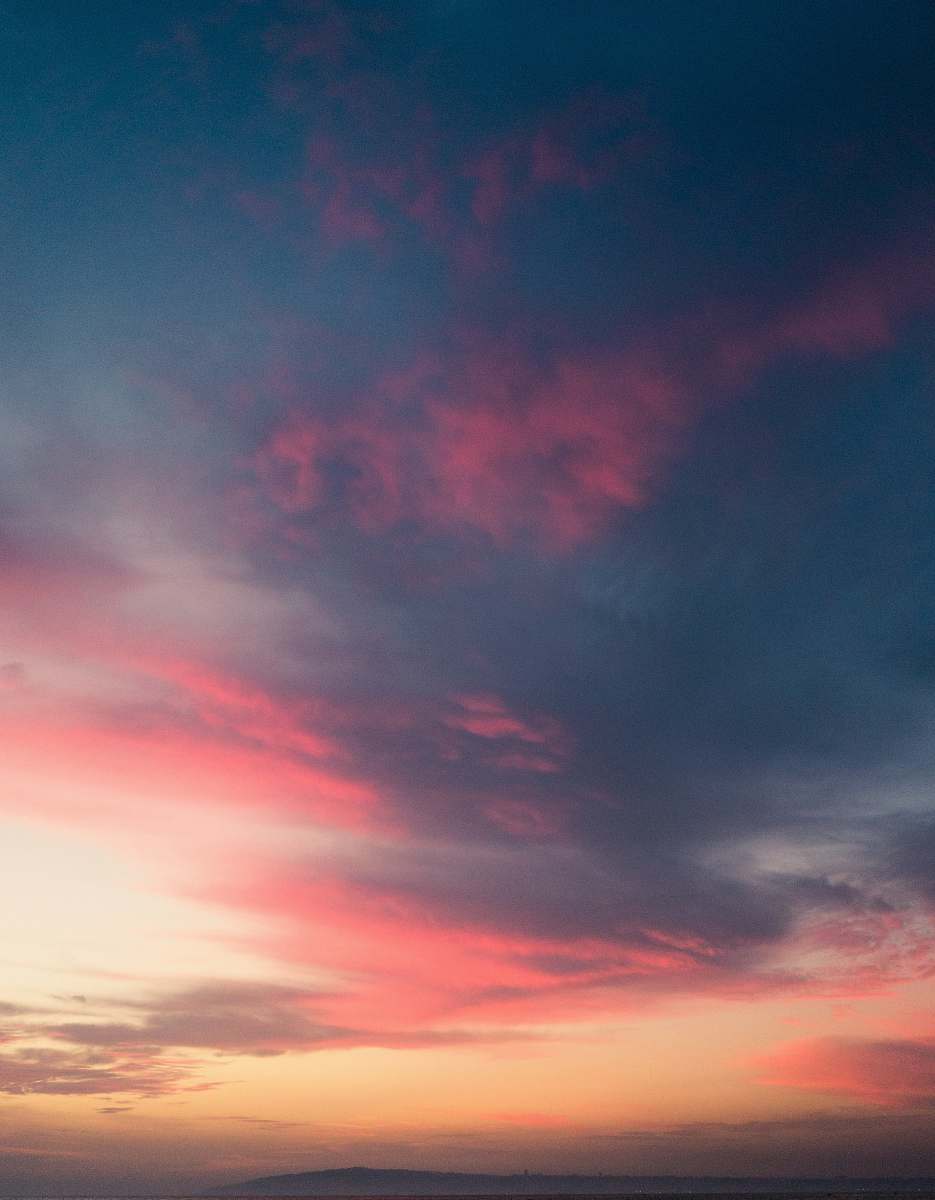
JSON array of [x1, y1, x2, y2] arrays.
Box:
[[201, 1165, 935, 1196]]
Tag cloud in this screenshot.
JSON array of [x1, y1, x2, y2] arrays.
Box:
[[210, 1115, 306, 1129], [442, 693, 569, 779], [261, 24, 654, 263], [34, 980, 536, 1061], [46, 982, 347, 1056], [200, 836, 904, 1033], [891, 818, 935, 906], [139, 656, 343, 762], [0, 525, 138, 612], [7, 307, 935, 1052], [444, 693, 564, 746], [242, 216, 935, 557], [249, 338, 685, 549], [466, 90, 653, 224], [711, 232, 935, 386], [0, 1043, 210, 1098], [756, 1034, 935, 1106], [586, 1109, 935, 1175]]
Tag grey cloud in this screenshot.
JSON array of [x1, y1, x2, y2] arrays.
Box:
[[41, 980, 533, 1057], [47, 982, 345, 1056], [0, 1044, 206, 1097], [304, 838, 902, 1001], [245, 358, 935, 987], [891, 818, 935, 903]]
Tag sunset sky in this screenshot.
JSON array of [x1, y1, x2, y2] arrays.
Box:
[[3, 1, 935, 1192]]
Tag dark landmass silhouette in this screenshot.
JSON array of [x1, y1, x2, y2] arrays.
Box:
[[201, 1166, 935, 1197]]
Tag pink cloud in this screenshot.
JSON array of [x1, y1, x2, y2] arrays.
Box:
[[263, 8, 353, 67], [198, 857, 758, 1035], [139, 655, 343, 761], [717, 240, 935, 383], [0, 707, 378, 833], [0, 602, 392, 838], [253, 413, 326, 512], [186, 829, 935, 1040], [0, 1040, 215, 1098], [755, 1034, 935, 1107], [0, 530, 138, 610], [301, 134, 389, 244], [464, 91, 652, 226], [227, 215, 935, 561], [232, 189, 282, 229], [445, 694, 566, 750], [447, 344, 681, 546], [249, 337, 685, 549], [530, 91, 651, 190], [778, 904, 935, 999], [465, 142, 518, 225], [320, 178, 385, 242], [0, 539, 389, 833], [247, 43, 651, 266], [483, 798, 566, 838], [490, 753, 563, 776]]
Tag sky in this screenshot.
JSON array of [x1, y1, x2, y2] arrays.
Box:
[[3, 0, 935, 1192]]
